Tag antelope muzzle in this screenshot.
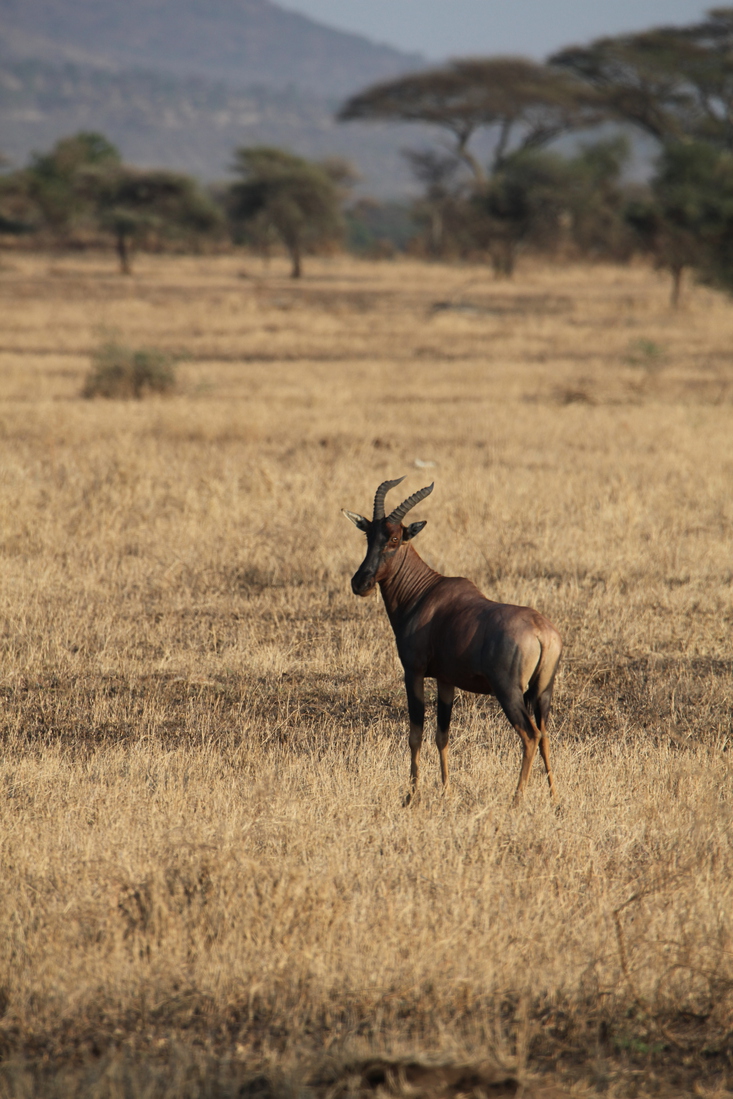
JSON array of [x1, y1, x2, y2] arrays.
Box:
[[351, 549, 380, 596]]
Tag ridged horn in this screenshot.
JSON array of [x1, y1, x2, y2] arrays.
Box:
[[388, 482, 434, 523], [373, 476, 405, 520]]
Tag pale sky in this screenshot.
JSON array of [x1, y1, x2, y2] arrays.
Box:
[[276, 1, 710, 60]]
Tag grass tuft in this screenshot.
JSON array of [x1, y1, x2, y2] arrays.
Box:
[[82, 341, 177, 399]]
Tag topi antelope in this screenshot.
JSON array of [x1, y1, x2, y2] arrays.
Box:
[[343, 478, 562, 805]]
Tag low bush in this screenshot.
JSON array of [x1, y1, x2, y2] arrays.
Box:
[[82, 341, 177, 399]]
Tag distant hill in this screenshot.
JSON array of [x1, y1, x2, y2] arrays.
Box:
[[0, 0, 427, 193], [0, 0, 423, 97]]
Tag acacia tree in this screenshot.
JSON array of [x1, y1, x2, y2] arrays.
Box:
[[79, 166, 222, 273], [467, 137, 633, 276], [626, 141, 733, 305], [473, 150, 577, 275], [563, 136, 635, 260], [552, 9, 733, 301], [0, 134, 220, 270], [228, 147, 343, 277], [339, 58, 603, 185], [18, 132, 121, 242], [551, 8, 733, 149]]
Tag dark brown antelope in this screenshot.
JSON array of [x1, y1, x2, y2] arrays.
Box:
[[343, 478, 562, 804]]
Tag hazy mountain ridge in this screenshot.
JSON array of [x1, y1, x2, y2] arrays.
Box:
[[0, 56, 428, 193], [0, 0, 426, 192], [0, 0, 423, 97]]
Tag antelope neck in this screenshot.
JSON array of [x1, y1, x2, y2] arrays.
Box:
[[379, 544, 440, 621]]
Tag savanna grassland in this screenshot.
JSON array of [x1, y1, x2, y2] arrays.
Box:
[[0, 250, 732, 1098]]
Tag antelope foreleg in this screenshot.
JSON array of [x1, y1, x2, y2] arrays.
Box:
[[436, 681, 455, 793], [404, 674, 425, 805]]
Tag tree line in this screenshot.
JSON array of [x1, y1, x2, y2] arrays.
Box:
[[339, 6, 733, 303], [3, 7, 733, 298], [0, 133, 350, 278]]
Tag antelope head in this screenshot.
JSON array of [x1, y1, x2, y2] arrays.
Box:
[[343, 477, 434, 596]]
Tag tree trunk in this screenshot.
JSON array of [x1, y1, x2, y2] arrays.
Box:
[[429, 207, 444, 257], [116, 230, 132, 275], [491, 118, 514, 172], [455, 129, 485, 186], [289, 241, 302, 278], [670, 264, 683, 308], [491, 238, 516, 278]]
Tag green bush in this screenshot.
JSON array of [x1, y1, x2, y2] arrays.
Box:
[[82, 342, 177, 399]]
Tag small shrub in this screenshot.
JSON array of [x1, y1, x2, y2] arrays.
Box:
[[82, 342, 177, 399]]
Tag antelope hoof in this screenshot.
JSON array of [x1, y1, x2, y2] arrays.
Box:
[[403, 788, 419, 808]]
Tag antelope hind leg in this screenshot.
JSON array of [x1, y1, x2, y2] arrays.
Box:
[[533, 686, 557, 800], [436, 680, 455, 793], [499, 693, 541, 805]]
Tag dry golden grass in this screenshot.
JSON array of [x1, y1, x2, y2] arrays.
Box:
[[0, 250, 732, 1097]]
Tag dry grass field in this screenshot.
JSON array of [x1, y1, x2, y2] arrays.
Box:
[[0, 249, 732, 1098]]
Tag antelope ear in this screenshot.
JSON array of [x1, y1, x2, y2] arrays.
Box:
[[342, 509, 370, 534], [404, 520, 427, 541]]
